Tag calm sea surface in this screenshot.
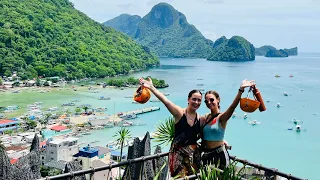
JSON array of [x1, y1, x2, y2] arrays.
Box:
[[2, 53, 320, 179]]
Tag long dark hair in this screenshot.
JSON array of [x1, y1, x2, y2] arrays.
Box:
[[205, 90, 220, 109], [188, 89, 202, 99]]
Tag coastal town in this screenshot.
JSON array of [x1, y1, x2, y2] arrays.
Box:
[[0, 73, 161, 179]]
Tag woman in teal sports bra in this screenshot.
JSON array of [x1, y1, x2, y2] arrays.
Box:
[[200, 79, 255, 169]]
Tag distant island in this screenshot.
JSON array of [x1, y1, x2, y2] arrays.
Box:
[[104, 3, 214, 58], [0, 0, 159, 80], [207, 36, 255, 61], [255, 46, 298, 57]]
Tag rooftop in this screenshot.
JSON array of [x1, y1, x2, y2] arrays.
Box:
[[95, 146, 111, 156], [50, 125, 67, 131], [49, 137, 78, 145], [0, 119, 15, 124]]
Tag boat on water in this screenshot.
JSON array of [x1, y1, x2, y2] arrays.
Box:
[[289, 74, 294, 78], [232, 113, 236, 118], [197, 84, 204, 86], [283, 92, 288, 96], [94, 107, 107, 112], [104, 123, 115, 128], [163, 93, 170, 96], [125, 96, 133, 98], [61, 102, 75, 106], [248, 120, 261, 125], [197, 78, 203, 80], [289, 118, 303, 125], [120, 113, 138, 120], [120, 121, 134, 127], [288, 125, 306, 132], [82, 131, 92, 135], [12, 90, 20, 93], [275, 75, 281, 78], [98, 96, 111, 100]]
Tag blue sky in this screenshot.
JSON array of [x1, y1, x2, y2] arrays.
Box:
[[70, 0, 320, 52]]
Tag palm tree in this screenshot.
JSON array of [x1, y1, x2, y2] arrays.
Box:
[[81, 104, 91, 114], [153, 116, 175, 146], [113, 127, 131, 179]]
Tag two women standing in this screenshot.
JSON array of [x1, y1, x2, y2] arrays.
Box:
[[139, 77, 255, 178]]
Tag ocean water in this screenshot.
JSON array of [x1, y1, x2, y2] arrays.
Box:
[[2, 53, 320, 179], [77, 53, 320, 179]]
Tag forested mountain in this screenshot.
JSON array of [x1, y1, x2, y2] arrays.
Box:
[[104, 3, 214, 58], [0, 0, 158, 80], [207, 36, 255, 61]]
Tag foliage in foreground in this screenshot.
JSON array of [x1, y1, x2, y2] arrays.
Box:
[[153, 116, 175, 147]]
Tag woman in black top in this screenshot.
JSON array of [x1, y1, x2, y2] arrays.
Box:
[[140, 77, 202, 178]]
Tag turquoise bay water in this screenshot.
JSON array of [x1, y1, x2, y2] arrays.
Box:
[[3, 53, 319, 179], [77, 53, 320, 179]]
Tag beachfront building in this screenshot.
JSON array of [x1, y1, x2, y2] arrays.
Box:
[[43, 137, 79, 165], [2, 81, 14, 88], [73, 145, 117, 180], [0, 119, 19, 133]]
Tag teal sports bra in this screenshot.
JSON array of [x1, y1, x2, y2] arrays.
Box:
[[202, 115, 225, 141]]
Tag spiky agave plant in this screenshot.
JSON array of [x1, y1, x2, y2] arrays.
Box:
[[153, 116, 175, 146], [194, 161, 261, 180]]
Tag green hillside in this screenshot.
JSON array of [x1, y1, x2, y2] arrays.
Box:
[[0, 0, 158, 80]]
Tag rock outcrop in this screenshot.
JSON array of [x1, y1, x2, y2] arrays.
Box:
[[207, 36, 255, 61], [64, 159, 86, 180], [0, 134, 41, 180], [122, 132, 167, 180]]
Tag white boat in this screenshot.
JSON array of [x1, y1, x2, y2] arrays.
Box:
[[95, 107, 107, 112], [248, 120, 261, 125], [243, 114, 248, 119], [232, 113, 236, 118], [283, 92, 288, 96], [120, 113, 137, 120], [295, 125, 301, 131], [277, 103, 281, 108], [99, 96, 111, 100]]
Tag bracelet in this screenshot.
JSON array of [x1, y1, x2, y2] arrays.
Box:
[[239, 88, 244, 93]]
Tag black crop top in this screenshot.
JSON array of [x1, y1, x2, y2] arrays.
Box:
[[173, 113, 200, 146]]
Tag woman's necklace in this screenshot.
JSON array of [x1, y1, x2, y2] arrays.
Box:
[[186, 111, 196, 121]]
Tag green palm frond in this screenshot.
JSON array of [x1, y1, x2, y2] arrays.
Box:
[[113, 127, 131, 146], [153, 162, 167, 180], [153, 116, 175, 146]]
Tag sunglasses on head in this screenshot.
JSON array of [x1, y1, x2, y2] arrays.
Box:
[[204, 98, 215, 104]]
